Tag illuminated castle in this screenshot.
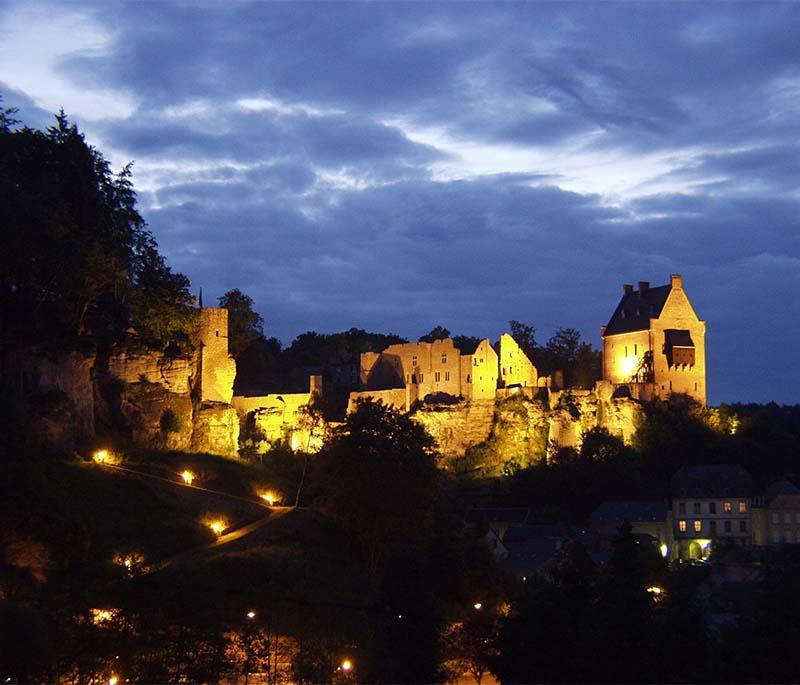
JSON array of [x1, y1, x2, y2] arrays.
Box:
[[601, 274, 706, 405]]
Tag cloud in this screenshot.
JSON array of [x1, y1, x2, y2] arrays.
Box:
[[2, 1, 800, 403]]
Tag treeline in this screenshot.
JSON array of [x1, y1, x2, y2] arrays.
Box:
[[221, 289, 601, 395], [0, 101, 195, 352]]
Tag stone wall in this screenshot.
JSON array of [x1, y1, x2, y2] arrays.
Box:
[[198, 308, 236, 404]]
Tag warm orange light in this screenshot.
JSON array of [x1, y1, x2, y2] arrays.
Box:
[[341, 659, 352, 672], [246, 610, 256, 619], [473, 602, 483, 610], [260, 490, 277, 506], [109, 676, 118, 685], [181, 470, 195, 485], [93, 449, 109, 464], [207, 519, 227, 535], [91, 608, 119, 626]]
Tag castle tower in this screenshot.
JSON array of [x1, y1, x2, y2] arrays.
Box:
[[601, 275, 706, 405], [198, 307, 236, 404]]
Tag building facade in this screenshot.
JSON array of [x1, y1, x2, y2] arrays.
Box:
[[601, 274, 706, 405], [670, 464, 752, 560]]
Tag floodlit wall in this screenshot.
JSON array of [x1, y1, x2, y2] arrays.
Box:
[[651, 277, 706, 404], [199, 308, 236, 404], [602, 329, 651, 385], [347, 388, 409, 413], [497, 333, 538, 388], [463, 339, 498, 400]]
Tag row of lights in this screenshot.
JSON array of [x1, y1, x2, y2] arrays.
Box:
[[180, 469, 281, 506]]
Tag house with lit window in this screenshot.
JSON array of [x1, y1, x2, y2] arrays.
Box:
[[752, 481, 800, 546], [670, 464, 753, 560], [601, 274, 706, 405]]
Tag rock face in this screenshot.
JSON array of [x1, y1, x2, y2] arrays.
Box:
[[409, 387, 645, 474], [411, 399, 496, 459], [191, 404, 240, 457], [107, 351, 194, 394]]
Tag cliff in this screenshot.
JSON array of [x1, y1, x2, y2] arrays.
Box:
[[10, 344, 238, 457]]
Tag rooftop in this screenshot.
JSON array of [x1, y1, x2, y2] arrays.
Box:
[[671, 464, 753, 499]]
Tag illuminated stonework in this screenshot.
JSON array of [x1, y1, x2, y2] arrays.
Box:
[[601, 275, 706, 405]]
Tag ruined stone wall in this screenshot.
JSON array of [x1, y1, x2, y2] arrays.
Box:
[[412, 399, 497, 459], [497, 333, 538, 388], [463, 339, 498, 400], [347, 388, 409, 413]]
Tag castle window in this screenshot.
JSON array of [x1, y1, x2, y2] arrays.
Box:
[[679, 520, 686, 532], [411, 374, 417, 384], [412, 356, 417, 367], [445, 371, 450, 381], [694, 520, 702, 533], [419, 373, 424, 382], [215, 330, 219, 337], [435, 371, 441, 382], [466, 374, 471, 383], [442, 354, 447, 364]]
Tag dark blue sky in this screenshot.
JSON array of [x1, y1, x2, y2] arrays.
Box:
[[2, 2, 799, 405]]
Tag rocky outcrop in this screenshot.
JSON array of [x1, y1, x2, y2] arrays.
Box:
[[412, 399, 496, 459], [411, 387, 646, 474], [117, 381, 193, 451], [191, 404, 240, 457], [107, 350, 194, 394]]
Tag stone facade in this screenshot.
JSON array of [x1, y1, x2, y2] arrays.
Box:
[[199, 308, 236, 405], [602, 274, 707, 405], [497, 334, 537, 389]]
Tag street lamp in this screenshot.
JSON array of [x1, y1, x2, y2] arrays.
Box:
[[341, 659, 352, 672], [181, 470, 195, 485], [246, 610, 256, 619]]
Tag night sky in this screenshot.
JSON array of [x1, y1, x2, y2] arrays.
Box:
[[2, 2, 799, 405]]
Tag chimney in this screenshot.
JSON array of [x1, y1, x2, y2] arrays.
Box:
[[623, 284, 634, 295], [638, 281, 650, 293], [670, 274, 683, 290]]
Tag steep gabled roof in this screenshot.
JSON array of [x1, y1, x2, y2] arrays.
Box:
[[604, 284, 671, 335], [671, 464, 753, 499], [764, 480, 800, 504]]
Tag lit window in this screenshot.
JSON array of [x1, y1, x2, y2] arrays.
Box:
[[679, 520, 686, 532], [739, 501, 746, 513], [694, 520, 702, 533], [723, 502, 732, 513]]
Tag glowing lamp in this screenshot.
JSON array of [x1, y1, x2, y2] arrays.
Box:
[[659, 543, 668, 558], [208, 519, 227, 535], [646, 586, 663, 595], [109, 676, 118, 685], [93, 450, 109, 464], [260, 491, 277, 506], [181, 470, 195, 485], [341, 659, 352, 672], [246, 610, 256, 619], [473, 602, 483, 610]]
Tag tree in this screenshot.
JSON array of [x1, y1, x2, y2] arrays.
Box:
[[509, 320, 537, 361], [312, 399, 438, 572], [452, 335, 482, 355], [218, 289, 264, 358], [419, 325, 451, 342]]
